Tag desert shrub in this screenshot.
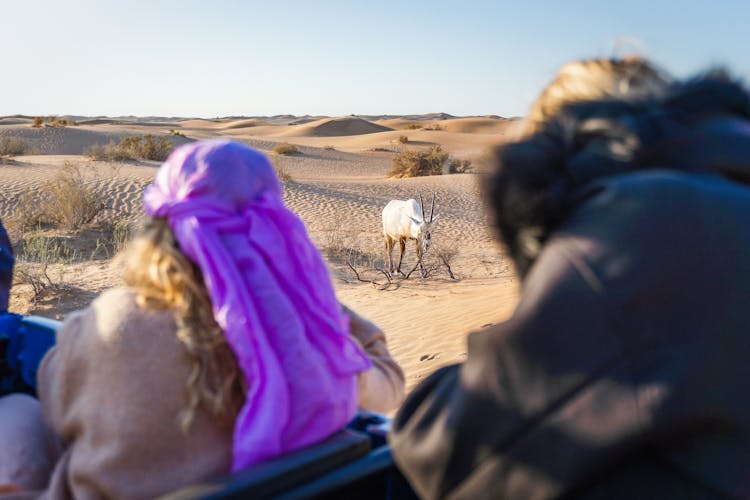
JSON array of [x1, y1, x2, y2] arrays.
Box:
[[51, 118, 76, 127], [120, 134, 173, 161], [273, 142, 300, 155], [10, 192, 46, 231], [323, 145, 336, 151], [397, 135, 409, 144], [12, 229, 79, 302], [0, 136, 28, 156], [389, 146, 471, 177], [450, 158, 472, 173], [86, 134, 173, 162], [404, 124, 422, 130], [32, 116, 44, 128], [85, 141, 134, 161], [271, 156, 293, 182], [168, 129, 187, 138], [423, 123, 443, 131], [30, 162, 106, 229]]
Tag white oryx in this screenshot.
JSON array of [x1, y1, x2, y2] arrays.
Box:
[[382, 193, 437, 276]]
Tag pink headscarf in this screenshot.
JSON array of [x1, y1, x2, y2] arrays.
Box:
[[143, 139, 371, 470]]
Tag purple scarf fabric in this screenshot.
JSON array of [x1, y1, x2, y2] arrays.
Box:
[[142, 139, 371, 470]]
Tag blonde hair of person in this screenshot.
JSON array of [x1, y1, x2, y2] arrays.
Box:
[[522, 56, 671, 136], [120, 217, 245, 432]]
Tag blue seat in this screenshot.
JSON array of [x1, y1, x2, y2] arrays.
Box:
[[0, 314, 59, 396]]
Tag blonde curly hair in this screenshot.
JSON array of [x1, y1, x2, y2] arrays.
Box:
[[120, 217, 245, 432], [523, 56, 671, 136]]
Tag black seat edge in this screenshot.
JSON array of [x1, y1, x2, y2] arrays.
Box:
[[160, 428, 371, 500]]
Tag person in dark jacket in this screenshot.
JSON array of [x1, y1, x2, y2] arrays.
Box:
[[389, 56, 750, 499]]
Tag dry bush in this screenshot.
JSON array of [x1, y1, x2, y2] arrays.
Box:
[[273, 142, 300, 155], [404, 124, 422, 130], [13, 263, 54, 302], [270, 156, 293, 182], [86, 134, 173, 161], [0, 136, 28, 156], [323, 145, 336, 151], [11, 162, 106, 230], [434, 244, 459, 280], [450, 158, 472, 173], [51, 118, 77, 127], [168, 129, 187, 138], [397, 135, 409, 144], [32, 116, 44, 128], [390, 146, 471, 177], [85, 141, 134, 161], [13, 230, 77, 302], [422, 123, 443, 131], [10, 192, 46, 231], [120, 134, 173, 161], [40, 162, 106, 229]]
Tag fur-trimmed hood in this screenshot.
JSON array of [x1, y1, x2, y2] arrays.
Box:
[[489, 75, 750, 276]]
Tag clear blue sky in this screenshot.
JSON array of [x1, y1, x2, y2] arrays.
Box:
[[4, 0, 749, 118]]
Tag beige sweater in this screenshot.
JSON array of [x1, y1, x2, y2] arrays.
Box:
[[23, 287, 404, 499]]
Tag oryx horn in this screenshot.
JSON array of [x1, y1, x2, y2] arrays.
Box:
[[429, 192, 436, 223], [419, 193, 425, 220]]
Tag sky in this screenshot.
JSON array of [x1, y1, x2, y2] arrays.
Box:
[[3, 1, 749, 118]]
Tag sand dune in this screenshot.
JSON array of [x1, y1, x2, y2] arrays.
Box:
[[219, 119, 273, 129], [281, 117, 393, 137], [176, 118, 227, 129], [438, 117, 516, 134]]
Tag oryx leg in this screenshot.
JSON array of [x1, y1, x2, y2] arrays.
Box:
[[396, 238, 406, 275], [416, 241, 426, 277], [385, 236, 395, 272]]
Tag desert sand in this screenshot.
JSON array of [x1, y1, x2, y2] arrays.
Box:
[[0, 114, 522, 392]]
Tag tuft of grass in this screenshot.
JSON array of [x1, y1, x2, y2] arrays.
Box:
[[422, 123, 443, 131], [97, 218, 133, 256], [271, 156, 293, 182], [168, 129, 187, 138], [0, 136, 28, 156], [397, 135, 409, 144], [389, 146, 471, 177], [273, 142, 300, 155], [18, 229, 79, 265], [404, 123, 422, 130], [323, 145, 336, 151], [32, 116, 44, 128]]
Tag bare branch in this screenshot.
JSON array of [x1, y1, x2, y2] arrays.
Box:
[[347, 250, 391, 290], [403, 259, 421, 279], [440, 254, 456, 279]]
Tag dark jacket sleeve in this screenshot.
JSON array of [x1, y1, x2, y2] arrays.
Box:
[[389, 242, 641, 499]]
